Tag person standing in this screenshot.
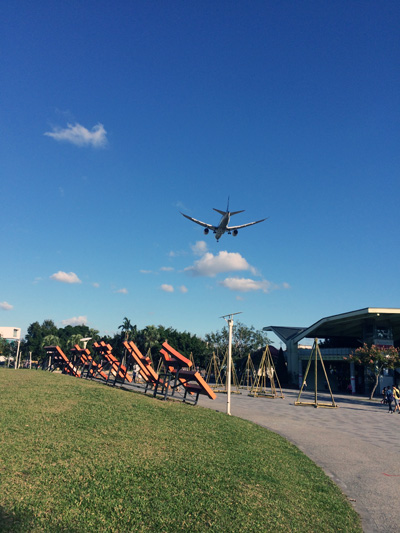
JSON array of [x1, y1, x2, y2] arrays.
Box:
[[386, 386, 394, 413], [392, 384, 400, 413], [381, 386, 388, 404], [132, 363, 140, 383]]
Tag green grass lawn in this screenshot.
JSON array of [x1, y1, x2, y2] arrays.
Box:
[[0, 369, 361, 532]]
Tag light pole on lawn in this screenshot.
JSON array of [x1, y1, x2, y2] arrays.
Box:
[[220, 312, 242, 416], [80, 337, 92, 349]]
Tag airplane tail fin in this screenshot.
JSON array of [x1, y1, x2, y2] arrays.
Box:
[[213, 208, 245, 216], [213, 197, 245, 216]]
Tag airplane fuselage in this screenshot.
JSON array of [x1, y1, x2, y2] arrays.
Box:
[[215, 213, 230, 240]]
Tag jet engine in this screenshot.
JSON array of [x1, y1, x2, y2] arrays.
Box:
[[232, 229, 238, 236], [204, 228, 209, 235]]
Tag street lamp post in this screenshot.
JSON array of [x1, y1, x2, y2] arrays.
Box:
[[221, 312, 242, 416], [80, 337, 92, 350]]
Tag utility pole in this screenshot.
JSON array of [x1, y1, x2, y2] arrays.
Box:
[[220, 312, 242, 416], [14, 339, 21, 369]]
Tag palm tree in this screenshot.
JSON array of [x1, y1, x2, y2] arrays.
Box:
[[118, 317, 136, 366], [42, 334, 61, 347], [142, 325, 160, 359], [66, 334, 84, 349], [118, 317, 133, 342]]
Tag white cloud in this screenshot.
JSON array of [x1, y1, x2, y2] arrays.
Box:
[[175, 201, 189, 211], [161, 284, 174, 293], [282, 282, 291, 290], [168, 250, 187, 258], [179, 285, 188, 293], [0, 301, 13, 311], [160, 266, 174, 272], [61, 315, 88, 326], [44, 122, 107, 148], [92, 282, 100, 288], [140, 269, 153, 274], [115, 288, 128, 294], [191, 241, 208, 256], [219, 277, 273, 293], [185, 251, 255, 277], [50, 271, 82, 284]]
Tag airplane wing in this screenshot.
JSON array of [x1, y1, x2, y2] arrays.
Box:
[[227, 218, 268, 231], [180, 212, 216, 230]]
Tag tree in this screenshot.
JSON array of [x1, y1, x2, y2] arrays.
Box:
[[141, 325, 160, 356], [59, 326, 100, 351], [128, 325, 209, 369], [66, 334, 85, 349], [118, 318, 131, 340], [205, 321, 271, 361], [118, 318, 137, 366], [0, 334, 8, 355], [42, 334, 61, 347], [42, 319, 58, 336], [0, 334, 13, 363], [25, 322, 45, 361], [349, 344, 400, 399]]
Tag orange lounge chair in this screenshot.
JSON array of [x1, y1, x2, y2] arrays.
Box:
[[173, 369, 217, 403], [70, 344, 109, 381], [158, 342, 216, 404], [123, 340, 162, 393], [44, 345, 80, 377], [92, 341, 132, 385]]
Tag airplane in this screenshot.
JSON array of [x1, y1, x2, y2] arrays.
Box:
[[180, 199, 267, 241]]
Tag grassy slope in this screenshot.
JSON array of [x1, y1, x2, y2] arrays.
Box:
[[0, 370, 361, 532]]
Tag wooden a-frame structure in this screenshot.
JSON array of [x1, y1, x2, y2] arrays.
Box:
[[249, 345, 284, 398], [295, 338, 337, 408], [215, 349, 241, 394], [205, 352, 223, 389], [239, 353, 256, 389]]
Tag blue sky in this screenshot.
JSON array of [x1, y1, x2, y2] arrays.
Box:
[[2, 1, 399, 346]]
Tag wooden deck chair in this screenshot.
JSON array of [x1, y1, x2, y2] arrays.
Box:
[[92, 341, 132, 386], [158, 342, 193, 398], [123, 341, 161, 393], [173, 369, 217, 404], [44, 346, 80, 377], [70, 344, 109, 381], [158, 342, 216, 404]]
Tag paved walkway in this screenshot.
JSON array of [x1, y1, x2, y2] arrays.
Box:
[[197, 389, 400, 533]]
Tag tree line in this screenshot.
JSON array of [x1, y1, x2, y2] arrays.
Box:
[[1, 317, 272, 371]]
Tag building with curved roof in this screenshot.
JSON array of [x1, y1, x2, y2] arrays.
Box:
[[264, 308, 400, 393]]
